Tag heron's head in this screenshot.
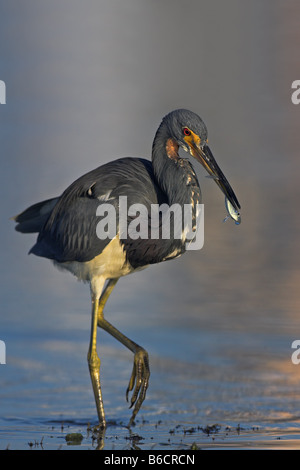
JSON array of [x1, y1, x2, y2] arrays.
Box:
[[163, 109, 240, 211]]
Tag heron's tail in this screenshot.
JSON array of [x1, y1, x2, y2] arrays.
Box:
[[12, 197, 59, 233]]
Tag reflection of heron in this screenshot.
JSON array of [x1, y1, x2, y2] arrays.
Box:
[[13, 109, 240, 427]]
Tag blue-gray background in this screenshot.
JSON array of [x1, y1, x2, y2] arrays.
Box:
[[0, 0, 300, 449]]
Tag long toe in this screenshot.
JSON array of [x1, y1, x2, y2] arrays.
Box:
[[126, 348, 150, 424]]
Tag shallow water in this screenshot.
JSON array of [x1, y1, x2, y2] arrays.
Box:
[[1, 0, 300, 450]]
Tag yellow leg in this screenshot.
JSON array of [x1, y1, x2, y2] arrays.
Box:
[[98, 278, 150, 426], [87, 297, 106, 428]]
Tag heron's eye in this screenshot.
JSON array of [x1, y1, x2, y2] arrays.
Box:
[[183, 128, 191, 136]]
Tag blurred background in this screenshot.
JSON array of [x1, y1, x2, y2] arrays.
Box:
[[0, 0, 300, 449]]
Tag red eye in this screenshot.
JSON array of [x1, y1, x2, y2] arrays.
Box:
[[183, 127, 191, 136]]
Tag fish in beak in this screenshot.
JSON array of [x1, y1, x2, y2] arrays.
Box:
[[184, 130, 241, 223]]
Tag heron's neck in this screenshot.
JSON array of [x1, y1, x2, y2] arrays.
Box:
[[152, 122, 200, 207]]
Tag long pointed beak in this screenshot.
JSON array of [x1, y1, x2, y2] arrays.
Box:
[[192, 143, 240, 211]]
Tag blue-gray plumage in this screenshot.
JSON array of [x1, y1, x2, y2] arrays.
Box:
[[13, 109, 240, 429]]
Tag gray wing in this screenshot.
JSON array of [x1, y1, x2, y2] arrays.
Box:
[[25, 157, 162, 263]]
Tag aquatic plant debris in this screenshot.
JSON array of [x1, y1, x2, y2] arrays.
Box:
[[65, 433, 84, 445]]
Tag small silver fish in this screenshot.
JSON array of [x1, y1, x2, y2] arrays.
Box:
[[223, 197, 241, 225]]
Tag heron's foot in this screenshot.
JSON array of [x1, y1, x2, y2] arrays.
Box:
[[126, 347, 150, 425]]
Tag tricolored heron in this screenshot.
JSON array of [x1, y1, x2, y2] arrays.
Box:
[[13, 109, 240, 428]]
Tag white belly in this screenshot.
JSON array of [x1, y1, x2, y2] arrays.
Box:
[[53, 235, 135, 282]]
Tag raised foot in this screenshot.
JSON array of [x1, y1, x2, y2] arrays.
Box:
[[126, 347, 150, 425]]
